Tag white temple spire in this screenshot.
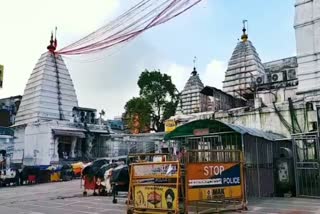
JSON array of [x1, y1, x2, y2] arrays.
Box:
[[14, 34, 78, 126], [223, 21, 265, 99]]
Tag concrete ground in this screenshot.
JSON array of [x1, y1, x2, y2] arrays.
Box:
[[244, 197, 320, 214], [0, 180, 126, 214], [0, 180, 320, 214]]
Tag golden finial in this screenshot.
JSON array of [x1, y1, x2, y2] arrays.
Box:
[[241, 20, 248, 42]]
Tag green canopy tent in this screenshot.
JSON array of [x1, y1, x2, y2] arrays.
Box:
[[164, 119, 290, 198], [165, 119, 284, 142]]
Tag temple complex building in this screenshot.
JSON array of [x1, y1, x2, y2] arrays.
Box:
[[171, 0, 320, 139]]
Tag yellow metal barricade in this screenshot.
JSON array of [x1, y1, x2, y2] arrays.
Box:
[[127, 161, 185, 214], [185, 150, 247, 213]]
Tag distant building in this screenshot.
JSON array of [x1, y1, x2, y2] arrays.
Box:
[[0, 96, 21, 159], [0, 95, 22, 127], [107, 119, 125, 133], [105, 132, 165, 157], [0, 127, 14, 158]]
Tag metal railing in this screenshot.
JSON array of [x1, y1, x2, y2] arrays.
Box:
[[186, 150, 242, 163]]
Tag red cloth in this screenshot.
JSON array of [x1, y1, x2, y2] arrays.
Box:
[[28, 175, 36, 183], [84, 176, 96, 190]]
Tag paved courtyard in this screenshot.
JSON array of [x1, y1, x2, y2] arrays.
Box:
[[0, 180, 320, 214], [0, 180, 126, 214]]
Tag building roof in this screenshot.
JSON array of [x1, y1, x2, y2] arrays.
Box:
[[111, 132, 165, 138], [200, 86, 246, 110], [14, 51, 78, 126], [107, 119, 124, 130], [52, 128, 85, 138], [222, 121, 286, 141], [201, 86, 237, 100], [164, 119, 286, 141], [73, 106, 97, 112], [0, 95, 22, 102]]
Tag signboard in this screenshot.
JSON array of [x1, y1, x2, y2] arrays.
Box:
[[193, 128, 209, 136], [153, 155, 166, 162], [128, 161, 182, 213], [133, 162, 178, 177], [186, 162, 242, 201], [134, 185, 178, 210], [165, 120, 176, 133], [0, 65, 3, 88]]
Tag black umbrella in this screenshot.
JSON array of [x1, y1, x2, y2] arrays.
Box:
[[82, 159, 109, 177], [96, 163, 118, 180]]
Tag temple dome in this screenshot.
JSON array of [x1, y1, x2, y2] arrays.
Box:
[[14, 51, 78, 126], [223, 29, 265, 99], [177, 67, 208, 114]]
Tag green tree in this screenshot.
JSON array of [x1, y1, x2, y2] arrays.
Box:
[[138, 69, 179, 131], [124, 97, 152, 133], [162, 100, 179, 122]]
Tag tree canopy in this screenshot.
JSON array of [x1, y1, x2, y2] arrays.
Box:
[[124, 97, 152, 134], [138, 69, 179, 132], [124, 69, 179, 133]]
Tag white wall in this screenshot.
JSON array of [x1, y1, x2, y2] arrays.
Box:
[[215, 102, 309, 138], [257, 87, 298, 105], [12, 127, 25, 163], [23, 123, 53, 166], [295, 0, 320, 95]]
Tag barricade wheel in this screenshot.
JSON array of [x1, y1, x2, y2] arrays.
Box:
[[112, 198, 117, 204], [242, 205, 248, 211], [83, 191, 87, 196]]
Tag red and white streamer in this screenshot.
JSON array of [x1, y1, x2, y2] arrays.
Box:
[[56, 0, 202, 56]]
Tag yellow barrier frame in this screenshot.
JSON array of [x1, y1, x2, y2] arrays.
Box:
[[127, 161, 184, 214]]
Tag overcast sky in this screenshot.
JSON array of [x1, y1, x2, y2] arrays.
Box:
[[0, 0, 296, 119]]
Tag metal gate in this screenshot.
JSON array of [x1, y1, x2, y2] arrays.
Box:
[[187, 135, 237, 151], [293, 134, 320, 197]]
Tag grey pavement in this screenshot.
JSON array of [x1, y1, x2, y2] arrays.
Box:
[[0, 181, 320, 213], [0, 180, 126, 214], [243, 197, 320, 214]]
